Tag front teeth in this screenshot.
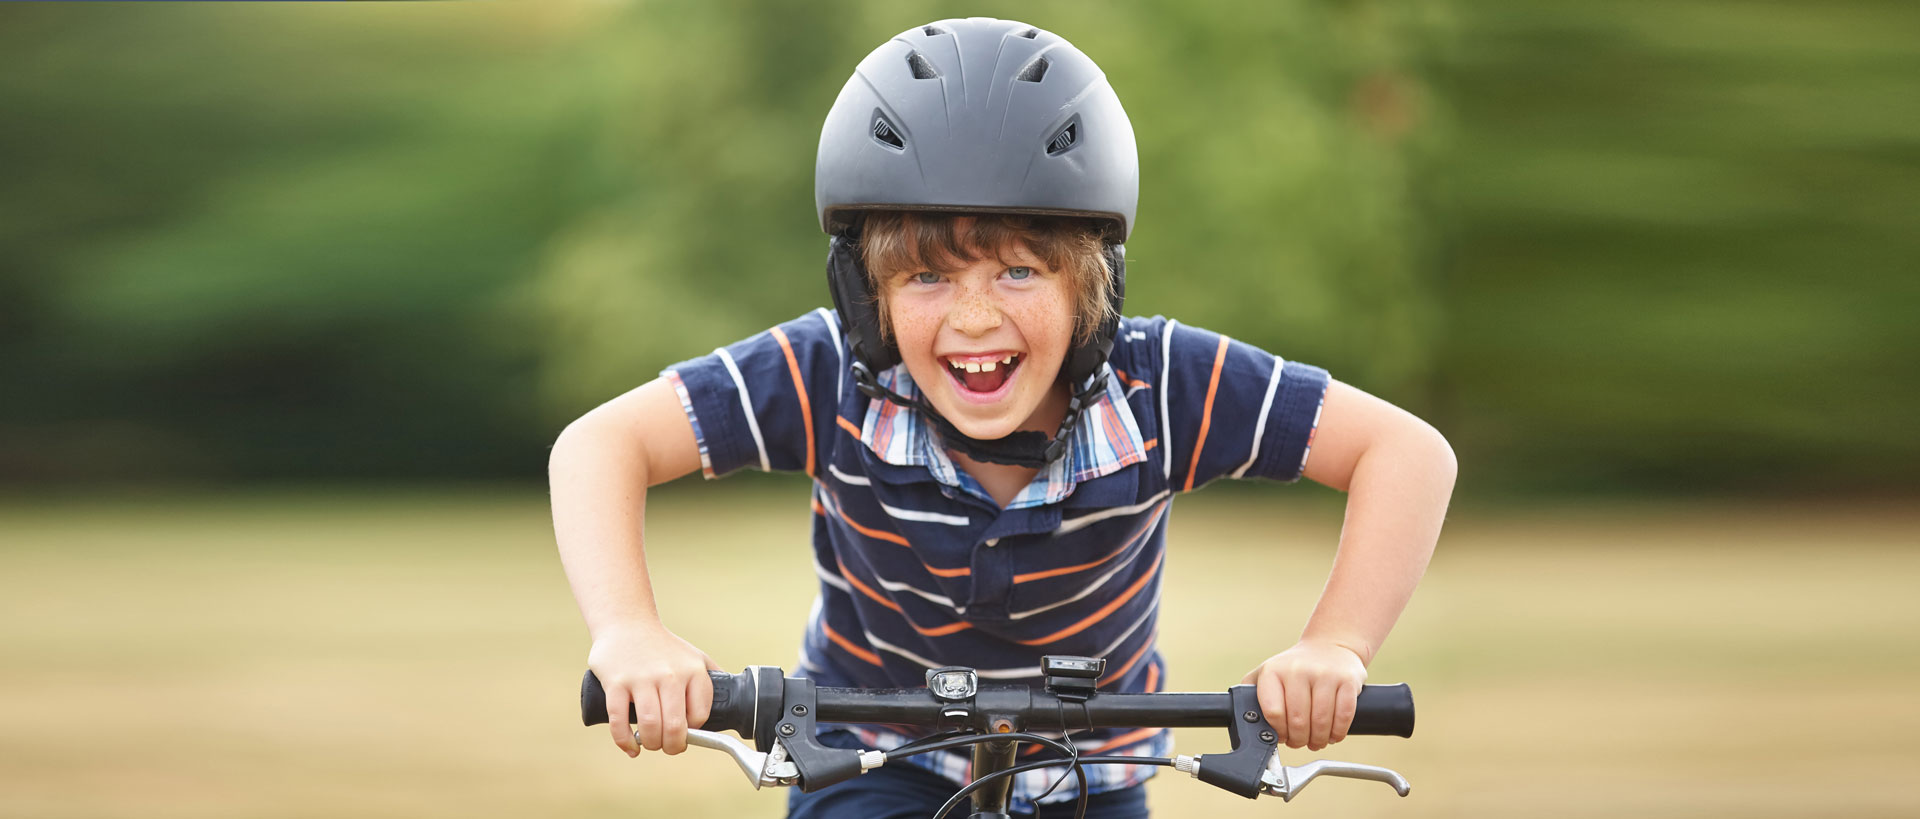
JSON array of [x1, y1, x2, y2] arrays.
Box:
[[949, 354, 1017, 373]]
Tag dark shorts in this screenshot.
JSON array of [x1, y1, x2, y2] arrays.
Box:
[[785, 731, 1151, 819]]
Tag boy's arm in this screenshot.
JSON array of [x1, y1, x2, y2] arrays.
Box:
[[1243, 378, 1456, 752], [550, 377, 719, 758]]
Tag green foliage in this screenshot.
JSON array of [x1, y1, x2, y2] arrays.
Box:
[[0, 1, 1909, 492], [1431, 0, 1920, 492]]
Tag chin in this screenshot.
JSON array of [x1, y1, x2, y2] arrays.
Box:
[[942, 412, 1024, 442]]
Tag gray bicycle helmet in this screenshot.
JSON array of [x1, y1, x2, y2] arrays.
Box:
[[816, 18, 1138, 240], [816, 19, 1139, 468]]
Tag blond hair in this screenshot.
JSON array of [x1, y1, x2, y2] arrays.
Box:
[[858, 211, 1114, 344]]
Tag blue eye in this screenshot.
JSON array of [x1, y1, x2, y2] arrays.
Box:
[[1006, 267, 1033, 280], [912, 272, 941, 285]]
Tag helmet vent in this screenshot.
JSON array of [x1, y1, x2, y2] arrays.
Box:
[[1015, 58, 1049, 83], [923, 25, 946, 36], [906, 51, 940, 80], [871, 111, 905, 150], [1046, 119, 1079, 155], [1019, 28, 1039, 39]]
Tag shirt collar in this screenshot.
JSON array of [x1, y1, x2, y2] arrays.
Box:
[[857, 363, 1149, 507]]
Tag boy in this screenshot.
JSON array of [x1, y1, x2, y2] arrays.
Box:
[[551, 18, 1455, 818]]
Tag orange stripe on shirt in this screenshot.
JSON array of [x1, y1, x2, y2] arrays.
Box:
[[1183, 334, 1230, 492], [1143, 438, 1157, 451], [1099, 630, 1156, 688], [820, 621, 883, 667], [823, 491, 910, 547], [1017, 550, 1165, 645], [1013, 501, 1165, 584], [1144, 660, 1160, 693], [769, 327, 816, 477], [836, 559, 973, 636], [821, 487, 972, 577], [837, 558, 903, 613], [836, 415, 862, 438]]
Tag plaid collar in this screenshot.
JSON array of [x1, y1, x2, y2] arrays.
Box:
[[857, 363, 1148, 507]]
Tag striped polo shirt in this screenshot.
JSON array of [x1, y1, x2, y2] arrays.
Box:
[[663, 308, 1328, 810]]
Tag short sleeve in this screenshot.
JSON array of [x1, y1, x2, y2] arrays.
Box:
[[661, 308, 847, 479], [1145, 318, 1329, 490]]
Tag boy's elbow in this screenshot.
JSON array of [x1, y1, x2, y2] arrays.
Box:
[[549, 413, 609, 481], [1417, 420, 1458, 491]]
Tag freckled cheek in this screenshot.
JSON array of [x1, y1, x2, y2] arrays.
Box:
[[1006, 288, 1074, 354]]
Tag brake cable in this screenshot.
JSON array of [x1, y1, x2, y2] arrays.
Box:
[[932, 756, 1177, 819]]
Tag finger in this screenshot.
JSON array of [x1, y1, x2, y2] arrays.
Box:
[[606, 687, 639, 758], [1330, 679, 1358, 744], [1284, 672, 1311, 749], [658, 677, 689, 755], [688, 666, 714, 731], [1308, 676, 1334, 751], [703, 652, 723, 672], [632, 682, 664, 752], [1254, 669, 1285, 744]]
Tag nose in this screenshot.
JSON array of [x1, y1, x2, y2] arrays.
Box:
[[947, 284, 1003, 337]]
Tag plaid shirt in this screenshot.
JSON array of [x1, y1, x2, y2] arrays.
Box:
[[664, 309, 1329, 810]]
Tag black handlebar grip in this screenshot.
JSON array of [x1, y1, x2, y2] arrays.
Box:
[[1349, 683, 1415, 738], [579, 670, 753, 736]]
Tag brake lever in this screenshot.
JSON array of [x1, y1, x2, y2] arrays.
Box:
[[683, 729, 885, 789], [1259, 755, 1411, 801], [685, 729, 799, 788]]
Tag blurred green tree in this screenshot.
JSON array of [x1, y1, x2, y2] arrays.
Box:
[[1, 0, 1910, 494]]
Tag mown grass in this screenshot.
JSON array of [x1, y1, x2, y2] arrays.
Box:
[[2, 487, 1915, 817]]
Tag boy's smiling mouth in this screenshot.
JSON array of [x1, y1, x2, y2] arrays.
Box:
[[940, 351, 1023, 401]]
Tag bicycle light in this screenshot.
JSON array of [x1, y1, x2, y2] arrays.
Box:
[[1041, 655, 1104, 702], [926, 666, 978, 701]]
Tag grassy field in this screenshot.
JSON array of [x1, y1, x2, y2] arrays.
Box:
[[2, 487, 1916, 817]]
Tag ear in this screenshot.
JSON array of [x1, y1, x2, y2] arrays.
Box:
[[826, 232, 902, 373]]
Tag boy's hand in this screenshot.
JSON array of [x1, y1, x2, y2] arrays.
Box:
[[1242, 639, 1369, 752], [587, 621, 721, 757]]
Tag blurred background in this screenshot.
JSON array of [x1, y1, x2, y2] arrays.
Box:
[[2, 1, 1914, 817]]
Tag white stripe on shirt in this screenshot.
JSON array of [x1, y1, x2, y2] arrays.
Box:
[[814, 307, 845, 403], [1159, 320, 1177, 481], [878, 501, 971, 527], [827, 462, 870, 486], [1057, 490, 1171, 535], [715, 346, 771, 472], [813, 557, 852, 593], [1012, 503, 1167, 619], [1231, 359, 1286, 478]]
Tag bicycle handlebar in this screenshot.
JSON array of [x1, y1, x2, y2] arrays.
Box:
[[580, 668, 1414, 738], [580, 663, 1414, 803]]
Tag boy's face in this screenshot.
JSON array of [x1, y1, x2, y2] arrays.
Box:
[[883, 224, 1074, 444]]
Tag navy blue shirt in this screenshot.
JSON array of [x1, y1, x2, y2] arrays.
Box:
[[664, 308, 1329, 808]]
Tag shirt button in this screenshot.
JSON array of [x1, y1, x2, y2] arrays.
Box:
[[984, 538, 1000, 548]]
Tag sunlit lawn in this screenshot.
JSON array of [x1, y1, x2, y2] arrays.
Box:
[[2, 487, 1915, 817]]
